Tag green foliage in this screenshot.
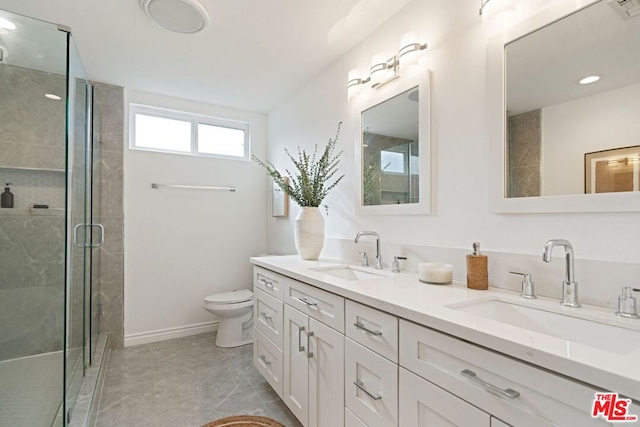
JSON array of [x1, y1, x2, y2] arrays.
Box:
[[252, 122, 344, 212]]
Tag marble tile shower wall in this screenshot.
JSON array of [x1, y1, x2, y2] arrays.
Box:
[[93, 82, 125, 348], [0, 65, 67, 361]]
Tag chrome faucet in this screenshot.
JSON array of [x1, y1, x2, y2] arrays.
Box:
[[542, 239, 581, 308], [355, 231, 382, 269]]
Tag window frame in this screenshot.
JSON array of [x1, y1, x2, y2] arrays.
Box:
[[129, 103, 251, 161]]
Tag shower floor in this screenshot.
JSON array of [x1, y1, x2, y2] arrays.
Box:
[[0, 349, 80, 427]]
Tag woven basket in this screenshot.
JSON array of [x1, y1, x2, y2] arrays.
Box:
[[202, 415, 285, 427]]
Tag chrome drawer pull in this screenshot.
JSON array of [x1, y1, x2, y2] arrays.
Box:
[[259, 354, 271, 365], [307, 331, 314, 359], [298, 297, 318, 308], [354, 322, 382, 336], [354, 379, 382, 400], [259, 311, 272, 320], [258, 278, 274, 289], [461, 369, 520, 399], [298, 326, 306, 353]]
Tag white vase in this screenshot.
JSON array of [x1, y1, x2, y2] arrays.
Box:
[[294, 207, 325, 260]]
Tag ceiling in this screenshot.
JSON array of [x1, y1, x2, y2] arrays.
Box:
[[0, 0, 413, 113], [506, 0, 640, 115]]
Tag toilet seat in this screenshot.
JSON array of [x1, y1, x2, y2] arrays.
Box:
[[204, 289, 252, 304]]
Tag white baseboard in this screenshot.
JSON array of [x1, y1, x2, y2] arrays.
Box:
[[124, 321, 219, 347]]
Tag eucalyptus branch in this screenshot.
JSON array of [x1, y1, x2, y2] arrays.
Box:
[[252, 122, 344, 213]]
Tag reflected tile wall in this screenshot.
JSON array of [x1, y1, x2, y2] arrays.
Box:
[[93, 82, 124, 348], [507, 110, 541, 198], [0, 213, 65, 360]]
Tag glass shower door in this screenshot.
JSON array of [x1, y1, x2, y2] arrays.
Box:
[[65, 33, 91, 424]]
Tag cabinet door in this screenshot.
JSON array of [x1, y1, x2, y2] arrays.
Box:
[[309, 318, 344, 427], [284, 305, 310, 426], [345, 338, 398, 427], [399, 368, 491, 427]]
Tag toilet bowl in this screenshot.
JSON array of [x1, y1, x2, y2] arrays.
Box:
[[203, 289, 254, 348]]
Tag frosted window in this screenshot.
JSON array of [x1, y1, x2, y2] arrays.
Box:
[[134, 114, 191, 152], [197, 124, 245, 158]]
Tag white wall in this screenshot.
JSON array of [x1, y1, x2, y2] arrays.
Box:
[[124, 90, 268, 343], [542, 82, 640, 196], [266, 0, 640, 271]]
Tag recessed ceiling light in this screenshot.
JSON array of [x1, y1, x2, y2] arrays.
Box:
[[0, 17, 16, 30], [578, 75, 601, 85], [45, 94, 62, 100], [141, 0, 209, 34]]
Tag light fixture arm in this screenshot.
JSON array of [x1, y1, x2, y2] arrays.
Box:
[[479, 0, 491, 15]]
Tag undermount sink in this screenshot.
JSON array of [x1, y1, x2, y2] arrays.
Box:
[[450, 299, 640, 354], [309, 265, 390, 281]]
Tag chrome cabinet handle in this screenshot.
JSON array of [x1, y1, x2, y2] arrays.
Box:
[[298, 326, 306, 353], [461, 369, 520, 399], [298, 297, 318, 308], [258, 278, 274, 289], [307, 331, 314, 359], [259, 312, 272, 320], [354, 322, 382, 336], [259, 354, 271, 365], [354, 379, 382, 400], [88, 223, 104, 248]]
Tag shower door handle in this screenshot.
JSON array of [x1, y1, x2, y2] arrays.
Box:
[[88, 223, 105, 248], [73, 223, 85, 247]]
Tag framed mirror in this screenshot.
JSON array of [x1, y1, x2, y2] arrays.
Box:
[[356, 70, 430, 215], [488, 0, 640, 213]]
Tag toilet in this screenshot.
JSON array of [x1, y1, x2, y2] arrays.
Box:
[[203, 289, 254, 348]]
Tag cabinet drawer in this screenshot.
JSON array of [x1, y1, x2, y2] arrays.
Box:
[[400, 320, 630, 427], [346, 300, 398, 363], [254, 288, 284, 349], [345, 408, 367, 427], [254, 329, 283, 399], [399, 367, 490, 426], [345, 338, 398, 427], [285, 278, 345, 333], [253, 266, 284, 300]]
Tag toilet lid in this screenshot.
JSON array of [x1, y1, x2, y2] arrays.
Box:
[[204, 289, 253, 304]]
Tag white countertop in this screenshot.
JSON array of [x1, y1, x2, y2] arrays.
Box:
[[251, 255, 640, 400]]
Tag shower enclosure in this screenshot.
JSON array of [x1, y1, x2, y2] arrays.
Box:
[[0, 9, 103, 427]]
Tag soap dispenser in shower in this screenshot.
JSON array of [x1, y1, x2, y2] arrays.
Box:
[[1, 183, 14, 208]]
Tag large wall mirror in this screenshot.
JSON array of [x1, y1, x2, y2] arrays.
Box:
[[356, 71, 430, 215], [489, 0, 640, 212]]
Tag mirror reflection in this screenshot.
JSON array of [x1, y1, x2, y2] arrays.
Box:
[[505, 0, 640, 198], [362, 86, 419, 205]]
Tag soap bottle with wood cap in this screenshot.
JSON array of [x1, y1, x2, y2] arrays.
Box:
[[466, 241, 488, 290]]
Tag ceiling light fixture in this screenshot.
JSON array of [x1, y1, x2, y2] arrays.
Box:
[[45, 94, 62, 100], [141, 0, 209, 34], [578, 75, 601, 85], [0, 17, 16, 30], [347, 33, 427, 101]]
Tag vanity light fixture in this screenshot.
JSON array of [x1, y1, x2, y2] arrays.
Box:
[[347, 33, 426, 100], [578, 75, 601, 85], [0, 17, 16, 30]]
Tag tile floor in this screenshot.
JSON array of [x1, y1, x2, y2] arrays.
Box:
[[95, 333, 301, 427]]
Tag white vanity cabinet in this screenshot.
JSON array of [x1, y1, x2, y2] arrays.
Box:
[[399, 319, 618, 427], [284, 304, 345, 427]]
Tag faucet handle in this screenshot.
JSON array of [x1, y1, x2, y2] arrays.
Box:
[[392, 256, 407, 273], [359, 251, 369, 267], [616, 287, 640, 319], [509, 271, 537, 299]]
